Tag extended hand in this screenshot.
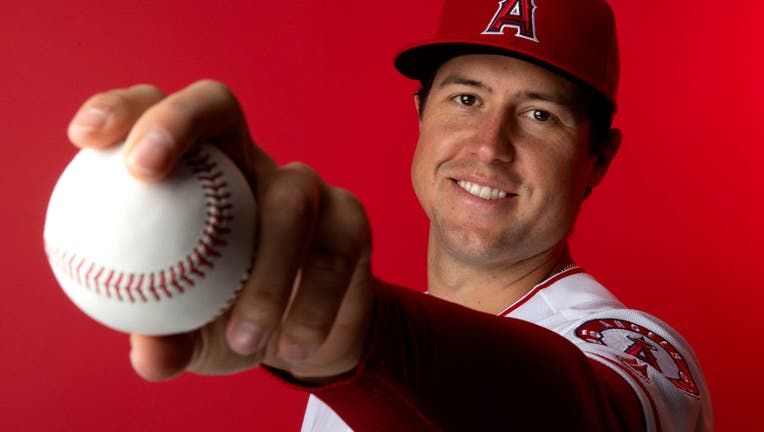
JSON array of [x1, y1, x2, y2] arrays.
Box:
[[67, 80, 374, 383]]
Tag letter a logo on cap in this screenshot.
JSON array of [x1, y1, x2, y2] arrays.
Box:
[[482, 0, 538, 42]]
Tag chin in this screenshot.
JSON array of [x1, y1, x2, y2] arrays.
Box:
[[438, 228, 520, 266]]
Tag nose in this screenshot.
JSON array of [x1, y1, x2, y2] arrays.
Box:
[[471, 111, 514, 163]]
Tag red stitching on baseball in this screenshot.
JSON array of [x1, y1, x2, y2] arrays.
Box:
[[205, 221, 231, 235], [187, 255, 205, 277], [194, 250, 214, 268], [177, 260, 194, 284], [199, 172, 223, 182], [113, 273, 124, 301], [46, 147, 243, 304], [84, 263, 95, 290], [93, 267, 104, 294], [206, 192, 231, 200], [159, 273, 172, 299], [169, 268, 185, 295], [65, 252, 75, 280], [209, 259, 254, 322], [136, 274, 147, 302], [125, 274, 136, 303], [75, 258, 85, 286], [203, 183, 228, 192], [104, 270, 114, 298], [148, 274, 160, 301]]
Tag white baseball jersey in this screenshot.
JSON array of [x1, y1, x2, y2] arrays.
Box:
[[301, 268, 713, 431]]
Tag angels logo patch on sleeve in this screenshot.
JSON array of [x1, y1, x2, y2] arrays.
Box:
[[575, 319, 700, 397]]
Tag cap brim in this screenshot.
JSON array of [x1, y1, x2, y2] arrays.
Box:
[[395, 39, 534, 80]]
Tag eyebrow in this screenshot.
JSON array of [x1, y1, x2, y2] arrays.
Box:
[[437, 75, 579, 109], [514, 90, 578, 110], [438, 74, 494, 93]]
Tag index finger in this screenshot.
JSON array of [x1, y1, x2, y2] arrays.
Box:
[[122, 79, 274, 184], [67, 84, 165, 150]]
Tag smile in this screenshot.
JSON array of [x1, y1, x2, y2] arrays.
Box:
[[456, 180, 509, 200]]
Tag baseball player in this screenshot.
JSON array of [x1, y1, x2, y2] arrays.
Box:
[[66, 0, 713, 430]]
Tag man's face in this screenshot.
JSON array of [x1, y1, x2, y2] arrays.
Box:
[[412, 54, 602, 267]]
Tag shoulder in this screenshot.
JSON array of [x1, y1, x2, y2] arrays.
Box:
[[571, 309, 705, 397], [507, 269, 625, 325], [570, 308, 714, 431], [511, 271, 714, 430]]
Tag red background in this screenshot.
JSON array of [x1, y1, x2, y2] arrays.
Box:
[[2, 1, 762, 430]]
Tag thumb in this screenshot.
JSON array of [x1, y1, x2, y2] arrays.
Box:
[[129, 333, 195, 382], [130, 316, 265, 381]]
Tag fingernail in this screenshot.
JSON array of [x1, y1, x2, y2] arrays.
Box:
[[280, 341, 314, 364], [228, 321, 268, 355], [69, 107, 109, 138], [127, 127, 174, 177]]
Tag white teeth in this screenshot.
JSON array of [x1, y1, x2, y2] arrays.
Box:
[[457, 180, 508, 200]]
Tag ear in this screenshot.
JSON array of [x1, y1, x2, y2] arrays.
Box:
[[414, 93, 423, 129], [587, 128, 622, 190]]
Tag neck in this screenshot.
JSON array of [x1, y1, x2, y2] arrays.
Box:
[[427, 240, 575, 315]]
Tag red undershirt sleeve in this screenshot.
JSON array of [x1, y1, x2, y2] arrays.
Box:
[[266, 280, 646, 431]]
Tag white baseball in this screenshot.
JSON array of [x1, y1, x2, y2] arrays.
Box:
[[44, 143, 256, 335]]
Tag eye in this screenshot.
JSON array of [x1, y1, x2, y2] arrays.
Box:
[[523, 109, 553, 122], [452, 94, 480, 107]]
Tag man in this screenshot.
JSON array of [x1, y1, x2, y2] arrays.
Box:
[[66, 0, 712, 430]]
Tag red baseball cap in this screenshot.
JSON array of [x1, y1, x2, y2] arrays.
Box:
[[395, 0, 620, 111]]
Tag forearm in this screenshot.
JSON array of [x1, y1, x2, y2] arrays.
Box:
[[269, 280, 643, 431]]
